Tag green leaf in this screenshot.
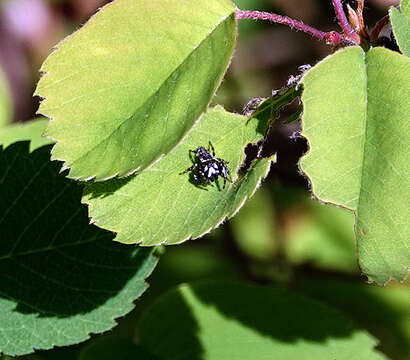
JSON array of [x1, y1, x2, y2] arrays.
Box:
[[79, 336, 158, 360], [300, 46, 410, 285], [230, 187, 277, 261], [403, 0, 410, 12], [0, 67, 12, 128], [35, 0, 237, 181], [148, 243, 240, 290], [0, 118, 52, 152], [390, 0, 410, 57], [283, 196, 358, 274], [296, 276, 410, 360], [0, 127, 158, 356], [138, 281, 386, 360], [244, 80, 302, 123], [83, 106, 272, 246]]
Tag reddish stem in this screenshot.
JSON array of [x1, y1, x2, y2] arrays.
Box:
[[236, 10, 346, 45], [331, 0, 360, 43]]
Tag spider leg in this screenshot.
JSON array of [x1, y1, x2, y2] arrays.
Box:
[[188, 149, 196, 163], [208, 141, 216, 157], [227, 169, 232, 182], [179, 163, 196, 175], [219, 162, 232, 188]]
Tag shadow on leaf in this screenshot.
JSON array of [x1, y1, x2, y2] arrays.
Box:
[[83, 173, 135, 200], [139, 280, 381, 360], [0, 142, 155, 318]]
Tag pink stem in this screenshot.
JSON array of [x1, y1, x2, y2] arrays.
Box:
[[236, 10, 346, 45], [331, 0, 360, 42]]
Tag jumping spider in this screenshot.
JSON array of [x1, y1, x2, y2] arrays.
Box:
[[181, 142, 231, 189]]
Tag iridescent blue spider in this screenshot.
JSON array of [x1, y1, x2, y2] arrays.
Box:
[[181, 142, 231, 189]]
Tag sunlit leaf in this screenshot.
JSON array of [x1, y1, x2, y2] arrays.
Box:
[[0, 118, 52, 151], [35, 0, 237, 181], [83, 106, 272, 245], [390, 0, 410, 56], [300, 46, 410, 285]]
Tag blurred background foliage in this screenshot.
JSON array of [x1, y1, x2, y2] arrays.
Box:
[[0, 0, 408, 359]]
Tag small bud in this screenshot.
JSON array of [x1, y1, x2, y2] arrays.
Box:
[[346, 4, 360, 32], [324, 31, 343, 45]]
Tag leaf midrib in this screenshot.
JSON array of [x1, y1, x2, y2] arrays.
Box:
[[68, 14, 235, 181], [355, 50, 369, 214], [0, 236, 98, 261]]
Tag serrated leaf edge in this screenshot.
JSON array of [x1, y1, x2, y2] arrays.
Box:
[[35, 4, 237, 182], [299, 47, 410, 286], [83, 110, 274, 247], [0, 251, 159, 357]]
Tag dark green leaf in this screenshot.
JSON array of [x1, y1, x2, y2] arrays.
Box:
[[0, 123, 158, 356], [296, 276, 410, 360], [79, 336, 158, 360]]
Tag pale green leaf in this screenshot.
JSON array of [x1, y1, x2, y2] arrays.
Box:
[[35, 0, 236, 181], [0, 118, 52, 152], [300, 46, 410, 285], [83, 106, 272, 246], [138, 281, 386, 360], [284, 196, 358, 274], [230, 187, 277, 261], [390, 0, 410, 56], [0, 68, 12, 128], [0, 124, 158, 356], [403, 0, 410, 13]]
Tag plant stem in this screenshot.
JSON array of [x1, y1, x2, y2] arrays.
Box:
[[236, 10, 346, 45], [331, 0, 361, 43]]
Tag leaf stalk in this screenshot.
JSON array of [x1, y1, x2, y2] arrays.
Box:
[[235, 9, 359, 46]]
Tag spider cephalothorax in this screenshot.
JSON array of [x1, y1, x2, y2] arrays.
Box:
[[181, 142, 231, 189]]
